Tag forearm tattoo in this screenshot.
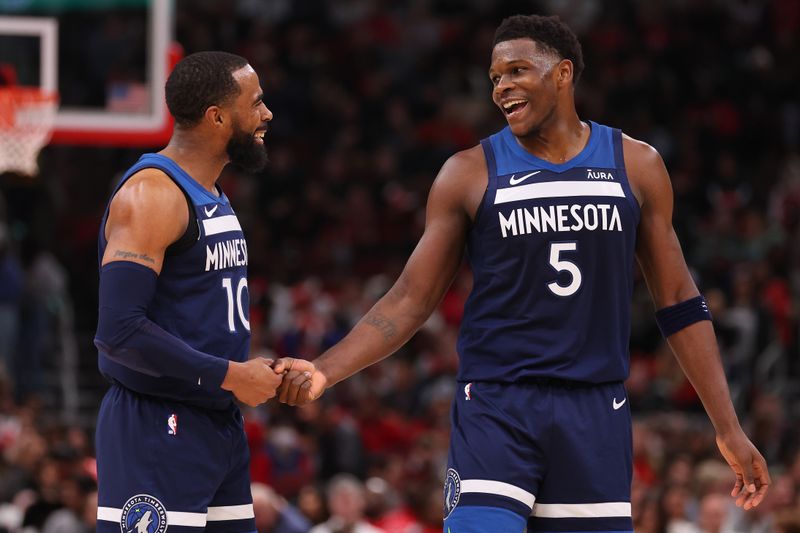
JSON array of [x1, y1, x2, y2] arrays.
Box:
[[114, 249, 156, 264], [364, 311, 397, 340]]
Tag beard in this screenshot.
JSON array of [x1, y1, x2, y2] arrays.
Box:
[[226, 122, 268, 172]]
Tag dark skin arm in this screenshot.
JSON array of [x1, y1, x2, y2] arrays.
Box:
[[103, 170, 282, 407], [273, 146, 486, 403], [625, 135, 770, 510]]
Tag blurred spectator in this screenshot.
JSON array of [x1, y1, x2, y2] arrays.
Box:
[[252, 482, 312, 533], [696, 493, 731, 533], [296, 484, 328, 526], [0, 216, 23, 386], [264, 426, 315, 499], [41, 475, 96, 533], [310, 474, 384, 533], [661, 484, 698, 533]]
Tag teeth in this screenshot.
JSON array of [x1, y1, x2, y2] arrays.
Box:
[[254, 131, 265, 138], [502, 99, 526, 110]]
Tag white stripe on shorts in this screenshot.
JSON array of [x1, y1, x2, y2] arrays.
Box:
[[460, 479, 536, 509], [97, 506, 206, 527], [96, 507, 122, 523], [532, 502, 631, 518], [166, 511, 207, 527], [98, 504, 253, 527], [207, 504, 255, 521]]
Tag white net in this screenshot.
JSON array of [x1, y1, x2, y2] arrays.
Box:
[[0, 87, 59, 177]]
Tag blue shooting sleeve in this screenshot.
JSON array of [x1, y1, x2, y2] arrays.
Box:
[[94, 261, 229, 391]]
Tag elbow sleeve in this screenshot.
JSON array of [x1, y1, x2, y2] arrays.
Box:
[[95, 261, 228, 391]]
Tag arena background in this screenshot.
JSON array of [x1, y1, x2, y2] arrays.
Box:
[[0, 0, 799, 531]]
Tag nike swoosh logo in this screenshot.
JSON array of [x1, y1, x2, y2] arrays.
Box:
[[612, 397, 626, 410], [508, 171, 541, 185], [204, 204, 219, 217]]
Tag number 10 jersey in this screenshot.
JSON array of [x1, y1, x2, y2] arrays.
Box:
[[97, 154, 250, 410]]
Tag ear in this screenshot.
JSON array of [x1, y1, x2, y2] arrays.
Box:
[[204, 105, 225, 127], [555, 59, 574, 88]]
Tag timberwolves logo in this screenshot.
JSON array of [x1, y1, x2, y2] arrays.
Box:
[[443, 468, 461, 519], [120, 494, 168, 533]]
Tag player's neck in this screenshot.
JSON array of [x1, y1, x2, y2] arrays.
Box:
[[514, 112, 589, 164], [159, 133, 228, 194]]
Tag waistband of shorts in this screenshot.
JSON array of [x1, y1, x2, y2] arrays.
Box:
[[459, 377, 623, 390], [108, 379, 237, 412]]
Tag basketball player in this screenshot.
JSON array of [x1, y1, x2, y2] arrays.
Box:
[[94, 52, 284, 533], [275, 15, 771, 533]]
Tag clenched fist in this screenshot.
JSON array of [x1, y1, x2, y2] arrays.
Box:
[[221, 357, 283, 407], [272, 357, 328, 406]]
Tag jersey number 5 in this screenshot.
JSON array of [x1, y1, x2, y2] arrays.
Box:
[[547, 242, 582, 297], [222, 277, 250, 332]]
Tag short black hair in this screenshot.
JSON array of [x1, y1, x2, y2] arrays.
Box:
[[493, 15, 585, 84], [165, 51, 249, 127]]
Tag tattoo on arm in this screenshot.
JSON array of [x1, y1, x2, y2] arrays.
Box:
[[364, 311, 397, 340], [113, 249, 156, 264]]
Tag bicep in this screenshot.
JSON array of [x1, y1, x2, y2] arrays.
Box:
[[102, 173, 187, 273], [389, 163, 470, 313], [399, 204, 466, 302], [636, 210, 697, 307], [631, 144, 698, 307]]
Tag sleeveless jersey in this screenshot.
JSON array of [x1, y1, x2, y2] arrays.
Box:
[[97, 153, 250, 409], [457, 122, 640, 383]]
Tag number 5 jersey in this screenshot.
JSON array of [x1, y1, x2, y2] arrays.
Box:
[[457, 122, 640, 384]]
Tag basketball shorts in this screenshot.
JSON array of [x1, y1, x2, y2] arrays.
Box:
[[443, 380, 633, 533], [96, 384, 256, 533]]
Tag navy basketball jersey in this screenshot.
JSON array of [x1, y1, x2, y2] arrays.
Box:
[[97, 153, 250, 409], [457, 122, 640, 383]]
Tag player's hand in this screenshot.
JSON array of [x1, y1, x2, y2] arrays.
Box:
[[272, 357, 328, 406], [716, 431, 770, 510], [220, 357, 283, 407]]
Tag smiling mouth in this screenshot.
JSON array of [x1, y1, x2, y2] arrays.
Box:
[[254, 129, 266, 143], [502, 99, 528, 117]]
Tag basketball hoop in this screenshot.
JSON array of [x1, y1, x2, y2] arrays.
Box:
[[0, 86, 59, 176]]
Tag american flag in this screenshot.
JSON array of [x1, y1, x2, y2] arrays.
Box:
[[107, 82, 149, 113]]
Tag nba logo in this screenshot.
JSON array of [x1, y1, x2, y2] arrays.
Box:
[[464, 383, 473, 400], [167, 414, 177, 435]]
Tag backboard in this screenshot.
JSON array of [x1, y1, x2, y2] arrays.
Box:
[[0, 0, 178, 146]]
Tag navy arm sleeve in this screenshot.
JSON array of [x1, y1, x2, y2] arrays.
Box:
[[94, 261, 230, 391]]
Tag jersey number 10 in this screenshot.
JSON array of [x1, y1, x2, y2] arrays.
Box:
[[222, 277, 251, 332]]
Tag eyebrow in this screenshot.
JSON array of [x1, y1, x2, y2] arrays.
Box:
[[488, 58, 537, 75]]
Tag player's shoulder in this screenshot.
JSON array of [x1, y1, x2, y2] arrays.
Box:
[[434, 144, 487, 189], [113, 167, 186, 212], [407, 144, 486, 221], [620, 133, 671, 205], [440, 144, 486, 175], [429, 144, 487, 212], [107, 167, 189, 237], [620, 133, 665, 174]]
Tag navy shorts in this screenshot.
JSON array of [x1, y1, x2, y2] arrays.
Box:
[[95, 384, 256, 533], [444, 380, 633, 533]]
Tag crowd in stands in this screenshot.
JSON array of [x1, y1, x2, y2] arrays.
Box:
[[1, 0, 799, 531]]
